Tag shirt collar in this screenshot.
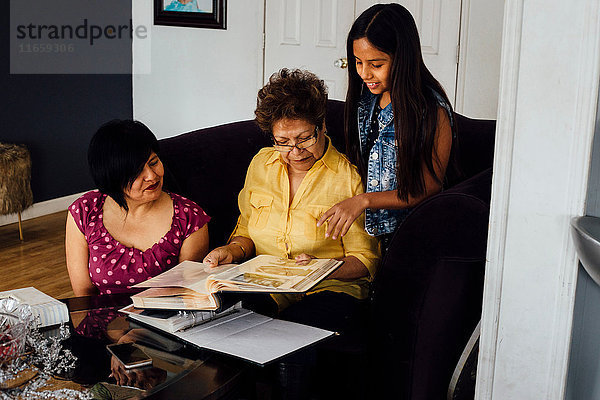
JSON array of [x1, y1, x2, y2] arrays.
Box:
[[318, 135, 339, 172], [265, 149, 281, 165], [264, 134, 339, 173]]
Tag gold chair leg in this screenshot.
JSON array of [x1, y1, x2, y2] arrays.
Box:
[[17, 211, 23, 241]]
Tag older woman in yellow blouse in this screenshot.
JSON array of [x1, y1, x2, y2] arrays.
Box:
[[203, 69, 379, 331]]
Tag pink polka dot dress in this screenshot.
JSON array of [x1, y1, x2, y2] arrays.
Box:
[[69, 190, 210, 295]]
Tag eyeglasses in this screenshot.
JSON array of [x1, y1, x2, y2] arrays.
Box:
[[272, 126, 319, 152]]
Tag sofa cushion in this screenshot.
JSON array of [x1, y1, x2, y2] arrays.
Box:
[[451, 114, 496, 185], [159, 120, 270, 248]]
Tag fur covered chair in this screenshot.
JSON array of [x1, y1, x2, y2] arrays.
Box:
[[0, 143, 33, 240]]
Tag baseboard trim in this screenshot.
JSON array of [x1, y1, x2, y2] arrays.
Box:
[[0, 191, 87, 226]]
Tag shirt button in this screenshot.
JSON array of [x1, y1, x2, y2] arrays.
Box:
[[370, 179, 379, 187], [371, 152, 379, 160]]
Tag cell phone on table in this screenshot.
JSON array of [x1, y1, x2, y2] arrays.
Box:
[[106, 342, 152, 369]]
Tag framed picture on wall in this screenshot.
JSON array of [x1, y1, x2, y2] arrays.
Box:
[[154, 0, 226, 29]]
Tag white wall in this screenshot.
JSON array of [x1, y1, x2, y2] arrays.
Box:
[[456, 0, 504, 119], [132, 0, 503, 139], [132, 0, 264, 139]]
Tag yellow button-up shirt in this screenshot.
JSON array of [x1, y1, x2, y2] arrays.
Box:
[[231, 137, 380, 307]]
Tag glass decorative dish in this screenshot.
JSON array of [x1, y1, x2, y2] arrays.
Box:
[[0, 311, 28, 366], [0, 298, 35, 386], [0, 307, 34, 390], [0, 296, 83, 397]]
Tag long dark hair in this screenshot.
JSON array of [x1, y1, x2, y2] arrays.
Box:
[[345, 3, 456, 201]]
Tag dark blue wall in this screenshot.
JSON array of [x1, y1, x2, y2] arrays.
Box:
[[1, 2, 133, 202]]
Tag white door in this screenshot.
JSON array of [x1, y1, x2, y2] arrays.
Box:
[[264, 0, 355, 100], [265, 0, 462, 104], [355, 0, 462, 102]]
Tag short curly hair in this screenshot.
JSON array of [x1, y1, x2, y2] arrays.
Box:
[[255, 68, 328, 134]]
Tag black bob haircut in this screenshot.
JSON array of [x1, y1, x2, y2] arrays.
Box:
[[87, 120, 159, 211]]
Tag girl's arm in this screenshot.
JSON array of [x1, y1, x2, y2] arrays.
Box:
[[296, 193, 379, 280], [179, 224, 210, 262], [65, 213, 98, 296], [318, 107, 453, 239]]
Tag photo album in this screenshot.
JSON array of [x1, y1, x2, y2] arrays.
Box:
[[131, 255, 343, 310]]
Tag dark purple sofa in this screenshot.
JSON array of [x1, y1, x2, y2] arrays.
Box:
[[158, 100, 495, 400]]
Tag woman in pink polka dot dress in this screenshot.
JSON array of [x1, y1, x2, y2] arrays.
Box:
[[65, 120, 210, 296]]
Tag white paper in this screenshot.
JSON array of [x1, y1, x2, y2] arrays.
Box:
[[203, 319, 334, 365], [177, 309, 270, 346], [172, 308, 334, 364]]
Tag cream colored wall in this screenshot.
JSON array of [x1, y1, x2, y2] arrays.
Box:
[[132, 0, 504, 139], [132, 0, 264, 140], [2, 0, 505, 227], [456, 0, 504, 119]]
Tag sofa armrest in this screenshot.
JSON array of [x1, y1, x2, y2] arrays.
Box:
[[370, 168, 492, 399]]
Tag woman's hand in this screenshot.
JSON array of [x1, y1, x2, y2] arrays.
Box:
[[317, 194, 368, 239], [203, 246, 235, 268], [203, 237, 255, 268], [295, 253, 316, 266], [110, 355, 165, 389]]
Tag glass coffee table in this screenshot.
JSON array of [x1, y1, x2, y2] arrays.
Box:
[[53, 294, 246, 400]]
